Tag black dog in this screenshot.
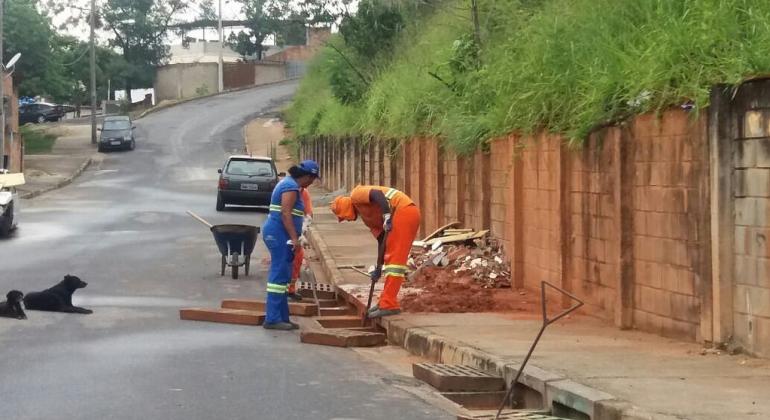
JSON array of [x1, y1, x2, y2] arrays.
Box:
[[24, 275, 93, 314], [0, 290, 26, 319]]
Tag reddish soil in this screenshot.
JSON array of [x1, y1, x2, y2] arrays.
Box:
[[400, 267, 539, 314]]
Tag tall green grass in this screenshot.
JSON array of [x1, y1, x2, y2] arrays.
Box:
[[287, 0, 770, 152]]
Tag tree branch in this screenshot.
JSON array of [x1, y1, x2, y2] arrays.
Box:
[[326, 42, 369, 86]]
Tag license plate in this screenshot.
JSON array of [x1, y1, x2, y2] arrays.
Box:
[[110, 140, 121, 146], [240, 183, 259, 191]]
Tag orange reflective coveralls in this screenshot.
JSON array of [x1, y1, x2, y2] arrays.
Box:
[[288, 188, 313, 294], [350, 186, 421, 311]]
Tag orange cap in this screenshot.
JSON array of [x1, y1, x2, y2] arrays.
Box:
[[330, 196, 357, 222]]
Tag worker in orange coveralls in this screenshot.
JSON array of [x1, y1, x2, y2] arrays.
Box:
[[330, 186, 421, 318], [287, 188, 313, 301]]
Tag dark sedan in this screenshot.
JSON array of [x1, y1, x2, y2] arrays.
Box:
[[19, 103, 65, 124], [98, 116, 136, 152], [216, 155, 283, 211]]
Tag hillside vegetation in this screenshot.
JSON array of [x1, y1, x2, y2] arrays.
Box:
[[287, 0, 770, 152]]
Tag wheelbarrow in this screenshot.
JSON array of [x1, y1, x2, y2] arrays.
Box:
[[188, 211, 260, 279]]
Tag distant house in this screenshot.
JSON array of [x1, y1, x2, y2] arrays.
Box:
[[263, 27, 332, 63], [1, 75, 21, 173], [167, 41, 242, 65]]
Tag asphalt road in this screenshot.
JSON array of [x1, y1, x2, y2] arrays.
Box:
[[0, 83, 451, 420]]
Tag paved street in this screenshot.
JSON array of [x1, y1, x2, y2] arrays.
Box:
[[0, 83, 450, 420]]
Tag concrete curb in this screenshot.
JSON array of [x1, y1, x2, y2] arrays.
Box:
[[307, 222, 659, 420], [19, 155, 94, 200], [137, 77, 302, 120]]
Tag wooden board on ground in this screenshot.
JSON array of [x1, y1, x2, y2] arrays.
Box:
[[426, 230, 489, 246], [421, 221, 462, 242], [221, 299, 318, 316], [179, 308, 265, 326]]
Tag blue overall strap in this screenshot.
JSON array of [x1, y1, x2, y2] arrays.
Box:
[[268, 176, 304, 219]]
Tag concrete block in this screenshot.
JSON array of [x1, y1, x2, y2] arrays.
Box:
[[179, 308, 265, 326], [441, 391, 507, 410], [412, 363, 505, 392], [300, 328, 385, 347], [757, 138, 770, 168], [315, 315, 365, 328], [735, 198, 758, 226], [734, 139, 757, 169], [295, 281, 337, 300], [744, 168, 770, 197], [221, 299, 318, 316], [545, 379, 616, 419]]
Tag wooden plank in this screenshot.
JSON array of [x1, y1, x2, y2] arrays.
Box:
[[221, 299, 318, 316], [421, 221, 462, 242], [179, 308, 265, 326], [426, 230, 489, 246]]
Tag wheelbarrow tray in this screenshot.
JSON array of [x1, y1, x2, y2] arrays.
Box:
[[210, 224, 260, 257]]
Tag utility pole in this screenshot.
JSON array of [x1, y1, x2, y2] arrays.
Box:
[[90, 0, 97, 145], [0, 0, 5, 170], [217, 0, 223, 93]]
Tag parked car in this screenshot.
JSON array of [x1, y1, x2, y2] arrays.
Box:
[[98, 116, 136, 152], [19, 103, 65, 124], [216, 155, 284, 211], [0, 171, 22, 237]]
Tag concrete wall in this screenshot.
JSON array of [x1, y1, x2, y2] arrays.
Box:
[[300, 107, 714, 343], [156, 61, 291, 102], [155, 63, 218, 102], [254, 62, 287, 85], [724, 80, 770, 355]]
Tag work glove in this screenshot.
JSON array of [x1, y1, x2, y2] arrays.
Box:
[[369, 266, 382, 283], [382, 213, 393, 233], [301, 215, 312, 235]]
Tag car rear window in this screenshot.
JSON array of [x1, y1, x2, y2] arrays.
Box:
[[226, 159, 274, 176], [103, 120, 131, 130]]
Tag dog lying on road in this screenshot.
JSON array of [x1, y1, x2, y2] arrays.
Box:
[[24, 275, 93, 314], [0, 290, 27, 319]]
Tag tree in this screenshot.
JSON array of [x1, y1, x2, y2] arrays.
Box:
[[227, 0, 285, 60], [102, 0, 188, 100], [3, 0, 64, 97]]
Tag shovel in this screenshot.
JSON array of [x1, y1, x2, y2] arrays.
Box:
[[363, 230, 388, 326]]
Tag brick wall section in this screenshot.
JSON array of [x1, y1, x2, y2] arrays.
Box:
[[733, 128, 770, 353], [629, 112, 706, 340], [421, 138, 441, 235], [490, 140, 512, 246], [519, 135, 563, 288], [442, 151, 461, 225], [302, 107, 711, 344], [565, 130, 620, 319]]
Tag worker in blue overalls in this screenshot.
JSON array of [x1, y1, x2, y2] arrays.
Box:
[[262, 160, 320, 330]]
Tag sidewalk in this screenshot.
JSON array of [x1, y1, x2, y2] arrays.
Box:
[[306, 194, 770, 420], [18, 124, 99, 199]]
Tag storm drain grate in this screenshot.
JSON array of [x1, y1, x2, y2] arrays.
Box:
[[413, 363, 505, 392], [458, 411, 569, 420]]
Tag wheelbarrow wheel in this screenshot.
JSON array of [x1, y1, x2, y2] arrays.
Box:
[[221, 255, 226, 276], [231, 252, 240, 280], [245, 255, 251, 276]]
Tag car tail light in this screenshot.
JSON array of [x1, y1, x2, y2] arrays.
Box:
[[218, 177, 229, 190]]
